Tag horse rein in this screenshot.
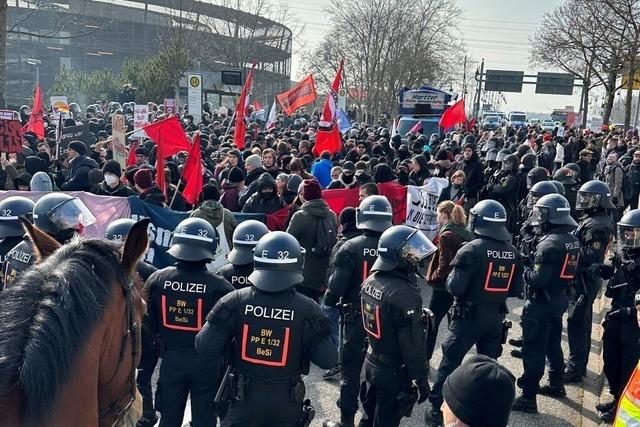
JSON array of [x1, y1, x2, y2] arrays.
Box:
[[98, 274, 140, 427]]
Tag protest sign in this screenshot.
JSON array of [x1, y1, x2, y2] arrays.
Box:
[[164, 98, 176, 115], [111, 114, 127, 171], [0, 119, 23, 153], [50, 96, 70, 119], [187, 74, 202, 124], [405, 178, 448, 241], [0, 110, 16, 120], [133, 104, 149, 138], [58, 124, 95, 158]]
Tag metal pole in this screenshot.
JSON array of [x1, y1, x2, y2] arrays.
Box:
[[634, 89, 640, 131], [473, 58, 484, 118]]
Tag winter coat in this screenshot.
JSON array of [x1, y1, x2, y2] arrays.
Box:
[[220, 183, 242, 212], [437, 183, 466, 204], [94, 181, 137, 197], [605, 161, 625, 207], [628, 162, 640, 193], [59, 155, 99, 191], [455, 152, 484, 197], [427, 223, 474, 290], [239, 168, 268, 207], [326, 174, 358, 190], [286, 198, 338, 292], [241, 173, 286, 214], [311, 158, 334, 188], [190, 199, 238, 249], [138, 186, 166, 208]]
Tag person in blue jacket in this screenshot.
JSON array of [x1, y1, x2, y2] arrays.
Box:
[[312, 150, 334, 188]]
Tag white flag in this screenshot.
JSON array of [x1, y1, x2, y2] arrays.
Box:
[[266, 98, 277, 130]]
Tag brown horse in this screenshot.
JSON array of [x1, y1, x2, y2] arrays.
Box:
[[0, 218, 150, 427]]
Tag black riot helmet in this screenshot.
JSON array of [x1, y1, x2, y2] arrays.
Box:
[[468, 199, 511, 242], [33, 193, 96, 238], [520, 153, 537, 170], [531, 194, 578, 235], [104, 218, 137, 242], [228, 220, 269, 265], [501, 154, 520, 172], [618, 209, 640, 251], [553, 167, 576, 185], [550, 180, 565, 195], [576, 180, 616, 212], [481, 138, 498, 153], [0, 196, 35, 238], [564, 163, 581, 183], [517, 145, 535, 159], [356, 195, 393, 232], [248, 231, 305, 292], [526, 166, 549, 189], [495, 148, 511, 163], [167, 218, 218, 262], [530, 181, 558, 205], [485, 148, 499, 162], [371, 225, 436, 272]]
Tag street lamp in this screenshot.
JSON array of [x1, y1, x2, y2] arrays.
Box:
[[25, 59, 42, 85]]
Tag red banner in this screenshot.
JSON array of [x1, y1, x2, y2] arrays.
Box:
[[377, 182, 407, 225], [276, 74, 317, 116]]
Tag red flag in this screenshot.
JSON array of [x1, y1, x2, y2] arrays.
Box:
[[313, 60, 344, 156], [465, 117, 477, 131], [182, 134, 203, 205], [321, 187, 360, 216], [233, 62, 257, 150], [266, 205, 291, 231], [127, 141, 139, 167], [377, 182, 407, 224], [408, 121, 422, 135], [439, 98, 466, 130], [21, 84, 45, 140], [142, 116, 190, 193], [276, 74, 317, 115]]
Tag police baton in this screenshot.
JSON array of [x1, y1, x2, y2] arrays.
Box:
[[215, 365, 232, 405]]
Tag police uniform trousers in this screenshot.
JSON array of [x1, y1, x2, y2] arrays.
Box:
[[603, 318, 640, 401], [517, 313, 565, 397], [137, 351, 158, 421], [429, 308, 504, 407], [425, 289, 453, 361], [156, 350, 220, 427], [360, 356, 408, 427], [567, 277, 602, 375], [221, 379, 303, 427], [338, 317, 367, 417]]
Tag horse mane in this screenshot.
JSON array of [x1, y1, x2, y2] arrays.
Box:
[[0, 236, 129, 425]]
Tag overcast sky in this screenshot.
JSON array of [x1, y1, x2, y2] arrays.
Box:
[[282, 0, 584, 115]]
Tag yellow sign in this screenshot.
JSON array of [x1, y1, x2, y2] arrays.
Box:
[[189, 76, 200, 88], [622, 72, 640, 90]]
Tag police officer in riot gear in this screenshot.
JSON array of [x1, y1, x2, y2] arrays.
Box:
[[217, 220, 269, 289], [554, 167, 579, 219], [597, 209, 640, 422], [359, 225, 435, 427], [489, 154, 520, 235], [195, 231, 338, 427], [512, 194, 580, 413], [518, 153, 538, 199], [519, 181, 558, 228], [550, 180, 565, 196], [0, 196, 34, 290], [322, 195, 393, 427], [565, 180, 615, 383], [426, 200, 523, 425], [4, 193, 95, 287], [104, 218, 159, 427], [145, 218, 233, 427], [527, 166, 550, 190]]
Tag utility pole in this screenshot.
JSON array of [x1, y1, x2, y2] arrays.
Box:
[[462, 55, 467, 100], [473, 58, 484, 118]]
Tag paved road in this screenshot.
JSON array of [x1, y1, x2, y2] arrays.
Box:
[[159, 284, 608, 426]]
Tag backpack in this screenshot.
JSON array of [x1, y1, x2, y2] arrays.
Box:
[[622, 165, 634, 200], [312, 215, 337, 257]]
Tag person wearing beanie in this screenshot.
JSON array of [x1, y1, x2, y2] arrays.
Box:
[[95, 159, 136, 197], [451, 142, 483, 207], [135, 147, 149, 166], [87, 168, 104, 192], [327, 161, 357, 190], [12, 172, 32, 191], [283, 174, 303, 205], [57, 140, 99, 191], [244, 153, 266, 187], [440, 355, 515, 427], [311, 150, 334, 188], [286, 178, 337, 301], [134, 168, 165, 207], [190, 183, 237, 249], [241, 173, 285, 215], [220, 166, 245, 212]]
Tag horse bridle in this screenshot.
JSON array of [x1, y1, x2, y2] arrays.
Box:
[[98, 274, 140, 427]]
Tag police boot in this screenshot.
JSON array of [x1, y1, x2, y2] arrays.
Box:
[[510, 348, 523, 359], [508, 337, 523, 347], [538, 383, 566, 398], [596, 400, 617, 413], [424, 406, 443, 426], [512, 394, 538, 414], [599, 408, 616, 423], [563, 369, 584, 384], [136, 415, 158, 427]]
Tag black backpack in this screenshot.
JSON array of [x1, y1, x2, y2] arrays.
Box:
[[622, 165, 634, 200], [312, 215, 337, 257]]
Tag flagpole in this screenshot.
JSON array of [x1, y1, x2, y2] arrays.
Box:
[[224, 111, 237, 137], [169, 177, 182, 209]]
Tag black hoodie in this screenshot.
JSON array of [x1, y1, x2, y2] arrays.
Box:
[[241, 173, 286, 214]]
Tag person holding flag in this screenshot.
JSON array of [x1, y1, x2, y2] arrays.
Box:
[[313, 60, 344, 157]]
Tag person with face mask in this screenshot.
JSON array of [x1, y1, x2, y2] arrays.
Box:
[[94, 160, 136, 197], [241, 172, 286, 215]]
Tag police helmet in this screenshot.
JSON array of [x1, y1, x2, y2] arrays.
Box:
[[68, 103, 82, 118], [495, 148, 510, 163], [485, 148, 499, 162], [33, 193, 96, 236], [228, 220, 269, 265], [501, 154, 520, 171], [564, 163, 581, 182], [520, 153, 537, 170], [576, 180, 616, 211], [550, 180, 565, 195], [482, 139, 498, 153], [553, 167, 577, 185], [468, 200, 511, 242], [86, 105, 98, 115], [371, 225, 436, 272], [104, 218, 137, 242], [356, 195, 393, 232], [526, 167, 549, 189], [530, 181, 558, 204], [248, 231, 305, 292], [167, 218, 218, 262], [0, 196, 35, 238], [531, 194, 578, 233], [617, 209, 640, 250], [19, 105, 30, 116], [517, 145, 535, 159]]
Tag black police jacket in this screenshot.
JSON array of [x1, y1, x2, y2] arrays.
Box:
[[446, 237, 523, 307], [195, 286, 337, 380], [575, 214, 614, 267], [145, 260, 233, 351], [325, 230, 382, 306], [360, 269, 428, 382], [523, 229, 580, 319], [217, 262, 254, 289], [3, 237, 35, 289], [0, 235, 23, 290], [605, 250, 640, 325]]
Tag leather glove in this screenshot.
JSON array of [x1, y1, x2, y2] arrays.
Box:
[[416, 378, 430, 404], [606, 307, 631, 321], [612, 196, 618, 205]]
